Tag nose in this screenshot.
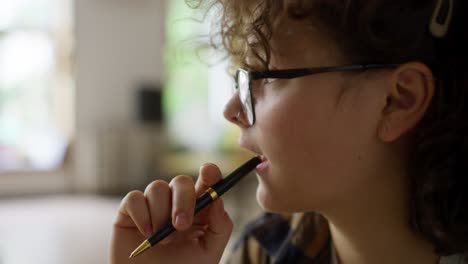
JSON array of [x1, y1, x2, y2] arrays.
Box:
[[223, 91, 249, 128]]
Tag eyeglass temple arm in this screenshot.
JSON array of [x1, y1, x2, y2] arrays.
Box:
[[250, 64, 400, 80]]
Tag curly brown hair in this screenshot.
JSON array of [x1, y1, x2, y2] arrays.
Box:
[[189, 0, 468, 257]]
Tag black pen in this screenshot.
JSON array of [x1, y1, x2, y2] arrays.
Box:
[[129, 156, 262, 258]]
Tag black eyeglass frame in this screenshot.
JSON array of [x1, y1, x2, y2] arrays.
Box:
[[234, 63, 400, 126]]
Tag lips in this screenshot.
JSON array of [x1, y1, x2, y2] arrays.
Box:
[[238, 138, 268, 172], [256, 155, 269, 173]]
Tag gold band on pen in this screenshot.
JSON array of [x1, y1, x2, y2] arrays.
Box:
[[206, 187, 218, 200]]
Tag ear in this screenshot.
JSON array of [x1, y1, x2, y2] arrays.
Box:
[[378, 62, 435, 142]]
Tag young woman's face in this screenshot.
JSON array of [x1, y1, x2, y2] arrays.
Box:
[[224, 16, 389, 213]]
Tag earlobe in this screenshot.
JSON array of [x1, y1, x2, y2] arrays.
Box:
[[378, 63, 435, 142]]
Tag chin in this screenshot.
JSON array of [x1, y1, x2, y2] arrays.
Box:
[[256, 183, 322, 213], [256, 184, 292, 212]]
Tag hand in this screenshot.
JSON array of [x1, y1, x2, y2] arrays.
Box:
[[110, 163, 234, 264]]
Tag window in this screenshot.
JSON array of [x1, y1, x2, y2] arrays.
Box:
[[164, 1, 238, 153], [0, 0, 73, 172]]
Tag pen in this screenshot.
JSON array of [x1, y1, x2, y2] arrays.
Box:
[[129, 156, 262, 258]]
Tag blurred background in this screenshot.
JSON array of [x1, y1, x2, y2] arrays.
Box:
[[0, 0, 261, 263]]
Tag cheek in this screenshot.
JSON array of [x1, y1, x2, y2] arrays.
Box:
[[253, 83, 381, 211], [254, 87, 345, 210]]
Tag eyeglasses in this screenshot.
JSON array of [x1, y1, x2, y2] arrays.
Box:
[[234, 63, 400, 126]]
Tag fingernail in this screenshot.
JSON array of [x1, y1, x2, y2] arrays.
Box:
[[175, 213, 189, 227]]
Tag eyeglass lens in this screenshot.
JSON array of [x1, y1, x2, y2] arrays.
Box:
[[237, 70, 254, 125]]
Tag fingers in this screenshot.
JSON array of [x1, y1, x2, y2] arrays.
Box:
[[145, 176, 197, 234], [116, 190, 152, 237], [201, 197, 234, 252], [115, 163, 227, 247], [169, 175, 196, 231], [144, 180, 171, 233], [194, 163, 234, 252]]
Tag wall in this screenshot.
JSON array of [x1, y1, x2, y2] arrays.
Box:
[[74, 0, 166, 192]]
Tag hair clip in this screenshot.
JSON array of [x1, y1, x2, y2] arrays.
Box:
[[429, 0, 454, 38]]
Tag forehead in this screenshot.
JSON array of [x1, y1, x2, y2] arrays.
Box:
[[269, 16, 342, 67]]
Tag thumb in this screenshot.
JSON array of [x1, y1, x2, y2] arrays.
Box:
[[194, 164, 234, 253], [194, 163, 223, 196]]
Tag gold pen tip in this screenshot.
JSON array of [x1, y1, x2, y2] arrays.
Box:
[[129, 240, 151, 258]]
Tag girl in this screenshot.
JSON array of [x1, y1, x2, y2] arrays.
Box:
[[110, 0, 468, 263]]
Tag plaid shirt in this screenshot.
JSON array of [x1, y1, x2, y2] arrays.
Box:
[[226, 212, 336, 264], [225, 212, 466, 264]]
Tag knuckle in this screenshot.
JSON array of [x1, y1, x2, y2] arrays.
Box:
[[199, 164, 221, 180], [170, 175, 194, 186], [145, 180, 169, 194], [120, 190, 144, 212], [126, 190, 144, 203], [200, 162, 218, 172]]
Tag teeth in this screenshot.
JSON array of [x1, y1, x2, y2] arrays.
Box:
[[259, 155, 267, 161]]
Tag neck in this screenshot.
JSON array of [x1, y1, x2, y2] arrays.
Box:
[[322, 160, 439, 264], [326, 207, 439, 264]]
